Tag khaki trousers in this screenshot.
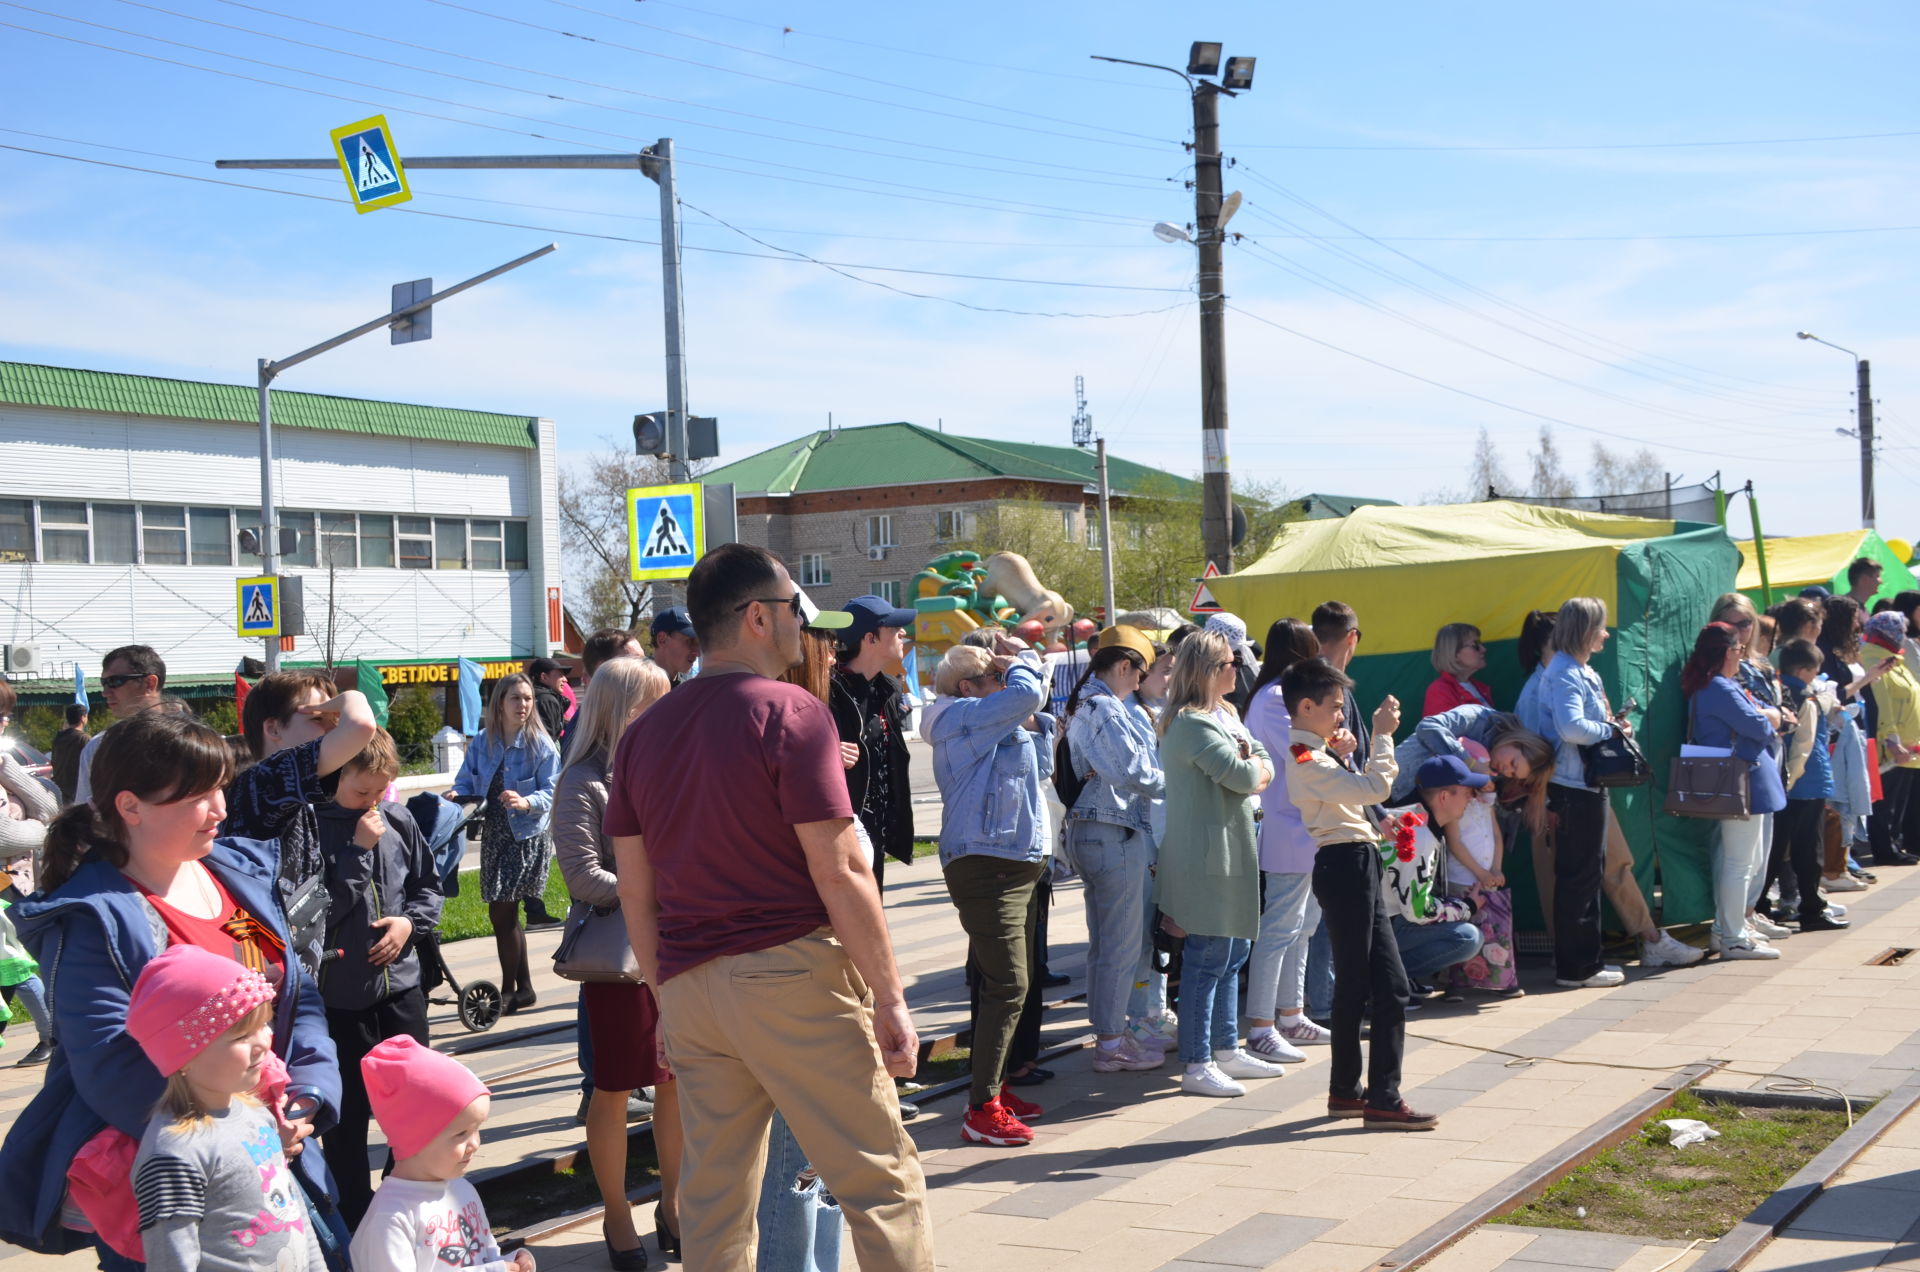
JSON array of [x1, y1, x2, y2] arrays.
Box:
[[658, 930, 933, 1272], [1531, 801, 1655, 937]]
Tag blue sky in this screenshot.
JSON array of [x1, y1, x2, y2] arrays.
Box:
[[3, 1, 1915, 541]]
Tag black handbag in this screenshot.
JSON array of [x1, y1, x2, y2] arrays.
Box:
[[1581, 725, 1651, 788]]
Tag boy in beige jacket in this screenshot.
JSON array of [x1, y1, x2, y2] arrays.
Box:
[[1281, 657, 1436, 1131]]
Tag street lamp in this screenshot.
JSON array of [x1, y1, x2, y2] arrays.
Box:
[[1092, 42, 1257, 573], [1796, 331, 1876, 529]]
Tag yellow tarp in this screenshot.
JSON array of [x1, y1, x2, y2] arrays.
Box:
[[1736, 530, 1870, 592], [1208, 502, 1678, 656]]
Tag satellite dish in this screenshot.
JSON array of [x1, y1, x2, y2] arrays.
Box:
[[1219, 191, 1243, 228], [1152, 220, 1192, 244]]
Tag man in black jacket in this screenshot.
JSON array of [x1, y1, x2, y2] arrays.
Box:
[[830, 595, 918, 888], [526, 656, 570, 741]]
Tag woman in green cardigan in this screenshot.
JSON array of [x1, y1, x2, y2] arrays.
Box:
[[1156, 630, 1279, 1098]]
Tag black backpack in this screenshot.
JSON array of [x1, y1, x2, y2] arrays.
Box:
[[1053, 730, 1093, 810]]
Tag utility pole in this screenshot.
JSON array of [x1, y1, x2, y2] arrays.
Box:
[[1858, 358, 1876, 529], [1096, 437, 1117, 625], [1192, 84, 1233, 574], [641, 140, 691, 483]]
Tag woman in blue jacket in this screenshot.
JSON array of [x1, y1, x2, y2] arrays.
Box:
[[0, 710, 345, 1269], [452, 671, 560, 1015], [928, 636, 1055, 1148], [1683, 621, 1788, 960]]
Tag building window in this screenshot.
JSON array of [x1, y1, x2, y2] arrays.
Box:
[[279, 511, 316, 567], [0, 500, 28, 563], [934, 509, 971, 541], [94, 503, 136, 564], [435, 519, 468, 570], [359, 514, 394, 568], [877, 579, 901, 606], [189, 508, 232, 566], [398, 516, 433, 570], [1060, 509, 1076, 540], [799, 553, 828, 587], [470, 519, 504, 571], [504, 521, 528, 570], [866, 514, 893, 549], [41, 501, 90, 563], [313, 512, 355, 568], [140, 506, 187, 565]]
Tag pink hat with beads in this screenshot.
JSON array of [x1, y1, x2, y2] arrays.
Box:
[[361, 1035, 491, 1160], [127, 945, 275, 1077]]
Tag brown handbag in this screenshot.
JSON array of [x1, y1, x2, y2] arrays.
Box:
[[1662, 696, 1752, 820]]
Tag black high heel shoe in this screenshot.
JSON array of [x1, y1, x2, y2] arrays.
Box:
[[655, 1210, 682, 1261], [603, 1221, 649, 1271]]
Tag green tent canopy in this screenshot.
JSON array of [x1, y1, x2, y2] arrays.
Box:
[[1736, 528, 1917, 610], [1207, 502, 1740, 927]]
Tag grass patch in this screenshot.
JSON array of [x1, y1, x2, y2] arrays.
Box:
[[908, 1047, 971, 1090], [913, 836, 938, 859], [440, 862, 572, 943], [1494, 1090, 1853, 1242]]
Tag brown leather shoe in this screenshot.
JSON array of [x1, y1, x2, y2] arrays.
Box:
[[1327, 1094, 1368, 1119], [1363, 1100, 1438, 1131]]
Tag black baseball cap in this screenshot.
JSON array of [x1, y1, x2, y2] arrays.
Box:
[[841, 594, 917, 644], [651, 607, 696, 639]]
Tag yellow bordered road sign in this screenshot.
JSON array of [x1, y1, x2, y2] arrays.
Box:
[[237, 576, 281, 637], [329, 115, 411, 213], [627, 483, 704, 581]]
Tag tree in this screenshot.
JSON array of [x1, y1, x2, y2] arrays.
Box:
[[557, 447, 681, 632], [1469, 428, 1513, 500], [1106, 475, 1300, 614], [972, 486, 1104, 615], [1527, 426, 1577, 499], [1447, 425, 1673, 503], [1589, 442, 1664, 496]]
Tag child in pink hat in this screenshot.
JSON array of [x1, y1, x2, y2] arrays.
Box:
[[126, 944, 326, 1272], [350, 1035, 534, 1272]]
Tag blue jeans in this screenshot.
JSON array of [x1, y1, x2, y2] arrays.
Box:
[[1388, 915, 1483, 981], [755, 1111, 842, 1272], [1065, 820, 1154, 1035], [1245, 871, 1314, 1021], [1177, 933, 1250, 1065], [1127, 832, 1167, 1021], [1305, 901, 1334, 1021]]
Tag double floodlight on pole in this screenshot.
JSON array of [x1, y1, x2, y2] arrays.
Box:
[[1795, 330, 1877, 529], [1092, 42, 1256, 573]]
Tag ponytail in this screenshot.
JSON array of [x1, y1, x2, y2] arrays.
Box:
[[39, 803, 129, 894]]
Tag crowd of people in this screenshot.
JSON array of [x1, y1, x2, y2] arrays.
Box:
[[0, 549, 1915, 1270]]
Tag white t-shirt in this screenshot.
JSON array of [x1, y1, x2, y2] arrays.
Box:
[[1443, 796, 1500, 890], [350, 1177, 516, 1272]]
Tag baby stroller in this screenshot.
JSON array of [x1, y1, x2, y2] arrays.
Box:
[[406, 792, 503, 1033]]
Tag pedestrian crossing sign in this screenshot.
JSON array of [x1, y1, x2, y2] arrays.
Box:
[[237, 576, 281, 637], [627, 483, 705, 581], [328, 115, 410, 213]]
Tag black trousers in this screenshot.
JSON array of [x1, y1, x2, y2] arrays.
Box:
[[1311, 840, 1409, 1110], [1547, 784, 1607, 982], [322, 985, 430, 1229], [1777, 798, 1830, 923], [1870, 767, 1919, 862]]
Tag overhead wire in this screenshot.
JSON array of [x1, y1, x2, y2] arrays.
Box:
[[1237, 129, 1920, 152], [111, 0, 1181, 192]]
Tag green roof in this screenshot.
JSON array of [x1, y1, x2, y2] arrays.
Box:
[[1283, 493, 1400, 520], [0, 361, 537, 449], [704, 422, 1197, 497]]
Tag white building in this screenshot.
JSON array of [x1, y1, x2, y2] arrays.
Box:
[[0, 360, 560, 704]]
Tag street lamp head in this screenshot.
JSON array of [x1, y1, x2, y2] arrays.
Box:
[[1221, 56, 1257, 90], [1837, 427, 1857, 438], [1797, 331, 1816, 340], [1187, 42, 1222, 77], [1153, 220, 1193, 244]]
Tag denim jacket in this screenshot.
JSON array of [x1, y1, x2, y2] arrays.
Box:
[[452, 727, 561, 840], [929, 657, 1056, 867], [0, 838, 343, 1255], [1065, 678, 1163, 833], [1519, 651, 1614, 789], [1391, 704, 1517, 802]]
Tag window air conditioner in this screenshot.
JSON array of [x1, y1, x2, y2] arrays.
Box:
[[868, 546, 888, 561]]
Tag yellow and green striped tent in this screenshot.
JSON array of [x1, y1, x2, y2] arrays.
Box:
[[1209, 501, 1740, 926], [1736, 529, 1917, 610]]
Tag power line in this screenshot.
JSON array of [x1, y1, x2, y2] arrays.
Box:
[[0, 142, 1196, 306], [1234, 129, 1920, 152], [110, 0, 1178, 192]]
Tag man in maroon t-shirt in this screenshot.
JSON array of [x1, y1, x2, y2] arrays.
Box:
[[606, 544, 931, 1271]]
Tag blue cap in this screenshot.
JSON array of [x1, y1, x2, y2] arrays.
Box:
[[840, 594, 917, 644], [1799, 585, 1832, 600], [1415, 754, 1492, 791], [650, 606, 695, 639]]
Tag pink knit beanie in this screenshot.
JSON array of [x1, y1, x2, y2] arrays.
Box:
[[127, 945, 276, 1077], [361, 1035, 491, 1160]]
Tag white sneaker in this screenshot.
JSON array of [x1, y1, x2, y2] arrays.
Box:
[[1245, 1030, 1307, 1063], [1721, 939, 1781, 960], [1554, 968, 1626, 988], [1822, 902, 1848, 918], [1751, 915, 1793, 941], [1641, 931, 1707, 968], [1277, 1015, 1332, 1045], [1213, 1048, 1288, 1079], [1823, 873, 1868, 893], [1181, 1063, 1246, 1098], [1092, 1034, 1166, 1072], [1125, 1021, 1178, 1052]]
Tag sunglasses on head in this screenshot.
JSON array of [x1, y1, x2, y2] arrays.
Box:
[[733, 592, 803, 619]]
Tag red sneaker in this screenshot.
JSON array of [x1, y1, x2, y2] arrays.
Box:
[[1000, 1090, 1045, 1122], [961, 1098, 1035, 1147], [1327, 1094, 1368, 1119]]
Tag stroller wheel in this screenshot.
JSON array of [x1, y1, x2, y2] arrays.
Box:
[[459, 981, 503, 1033]]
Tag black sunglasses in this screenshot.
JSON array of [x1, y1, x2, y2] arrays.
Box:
[[101, 672, 150, 690], [733, 593, 803, 619]]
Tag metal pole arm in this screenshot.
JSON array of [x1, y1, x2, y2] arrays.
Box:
[[218, 155, 647, 170], [266, 243, 557, 378]]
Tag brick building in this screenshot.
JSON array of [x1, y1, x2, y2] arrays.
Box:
[[701, 423, 1196, 610]]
